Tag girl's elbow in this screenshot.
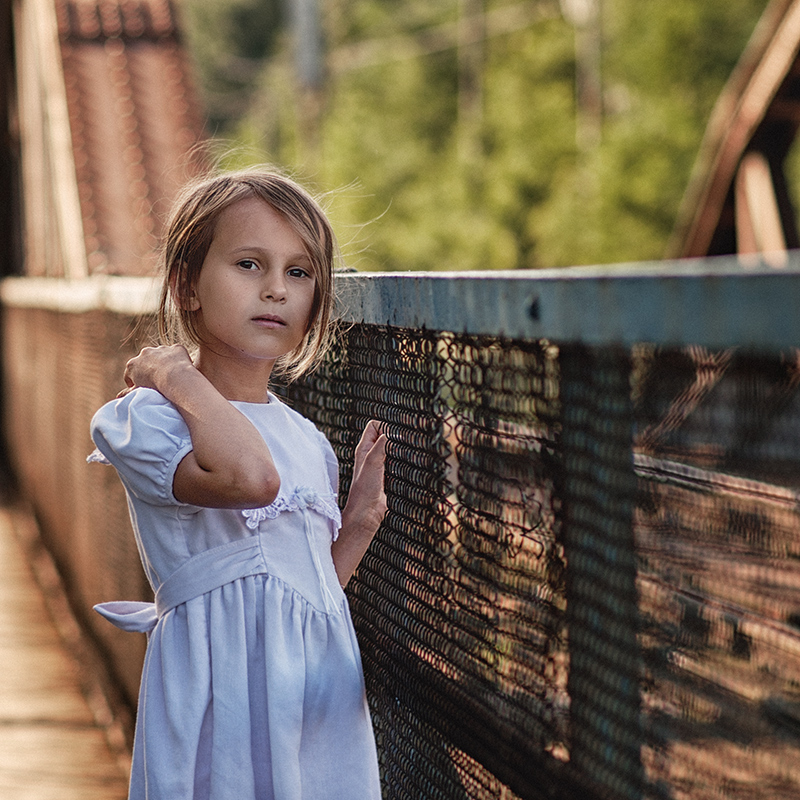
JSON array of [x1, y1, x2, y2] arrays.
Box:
[[237, 470, 280, 507], [175, 456, 280, 508], [259, 475, 281, 506]]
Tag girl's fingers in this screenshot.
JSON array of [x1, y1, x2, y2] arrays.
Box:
[[360, 435, 387, 492], [360, 435, 386, 473], [120, 344, 193, 394], [361, 420, 381, 444], [369, 433, 387, 461], [353, 423, 386, 474], [371, 419, 388, 439], [356, 420, 384, 451], [352, 429, 386, 483]]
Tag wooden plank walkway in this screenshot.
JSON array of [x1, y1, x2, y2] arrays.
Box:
[[0, 504, 130, 799]]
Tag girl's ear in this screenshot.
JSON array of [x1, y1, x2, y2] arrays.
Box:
[[184, 289, 201, 312], [170, 270, 201, 311]]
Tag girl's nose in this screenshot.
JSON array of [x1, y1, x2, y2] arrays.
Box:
[[262, 273, 287, 302]]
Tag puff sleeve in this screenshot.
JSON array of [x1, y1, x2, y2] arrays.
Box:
[[90, 388, 194, 506]]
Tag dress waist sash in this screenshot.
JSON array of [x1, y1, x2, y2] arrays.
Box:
[[95, 489, 341, 634], [94, 535, 269, 634]]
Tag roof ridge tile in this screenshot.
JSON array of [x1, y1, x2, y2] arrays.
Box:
[[56, 0, 178, 42]]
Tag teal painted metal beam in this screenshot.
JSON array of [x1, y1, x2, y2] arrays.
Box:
[[336, 253, 800, 350], [3, 253, 799, 350]]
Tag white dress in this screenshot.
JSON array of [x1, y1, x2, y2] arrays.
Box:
[[89, 388, 382, 800]]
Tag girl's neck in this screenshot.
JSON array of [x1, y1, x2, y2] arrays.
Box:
[[194, 350, 273, 404]]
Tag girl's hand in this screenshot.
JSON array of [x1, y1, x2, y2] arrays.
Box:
[[333, 421, 388, 587], [119, 345, 195, 397], [349, 420, 388, 531]]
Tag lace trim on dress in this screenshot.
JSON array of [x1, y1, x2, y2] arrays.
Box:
[[241, 486, 342, 538]]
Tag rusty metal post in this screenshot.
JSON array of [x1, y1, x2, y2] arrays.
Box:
[[560, 344, 644, 799]]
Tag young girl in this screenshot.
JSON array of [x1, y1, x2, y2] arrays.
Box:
[[89, 168, 387, 799]]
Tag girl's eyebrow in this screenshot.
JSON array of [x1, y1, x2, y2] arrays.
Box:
[[230, 246, 312, 263]]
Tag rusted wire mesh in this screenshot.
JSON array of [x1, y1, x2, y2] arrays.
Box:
[[281, 324, 800, 800]]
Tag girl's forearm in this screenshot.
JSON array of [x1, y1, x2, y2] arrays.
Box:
[[331, 512, 381, 587], [154, 364, 280, 507]]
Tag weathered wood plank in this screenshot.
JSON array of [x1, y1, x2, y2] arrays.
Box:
[[0, 507, 129, 799]]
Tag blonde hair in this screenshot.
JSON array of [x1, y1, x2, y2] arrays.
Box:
[[157, 168, 337, 381]]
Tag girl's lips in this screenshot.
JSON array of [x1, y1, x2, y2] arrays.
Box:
[[252, 315, 286, 327]]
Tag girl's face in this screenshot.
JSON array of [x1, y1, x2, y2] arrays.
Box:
[[187, 196, 316, 370]]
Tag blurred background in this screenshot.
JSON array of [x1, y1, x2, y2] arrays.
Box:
[[179, 0, 770, 271], [5, 1, 800, 798]]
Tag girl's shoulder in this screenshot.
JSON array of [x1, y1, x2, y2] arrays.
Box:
[[246, 392, 325, 438], [91, 388, 190, 465], [272, 396, 335, 451], [270, 393, 320, 427], [255, 394, 339, 490], [92, 387, 186, 436], [90, 388, 193, 505]]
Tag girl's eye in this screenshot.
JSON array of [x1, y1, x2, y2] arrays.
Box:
[[238, 259, 259, 271], [288, 267, 311, 279]]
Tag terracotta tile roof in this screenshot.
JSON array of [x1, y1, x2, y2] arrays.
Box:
[[56, 0, 207, 276], [56, 0, 179, 41]]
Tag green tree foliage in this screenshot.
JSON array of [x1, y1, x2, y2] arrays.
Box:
[[181, 0, 770, 270], [180, 0, 284, 134]]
